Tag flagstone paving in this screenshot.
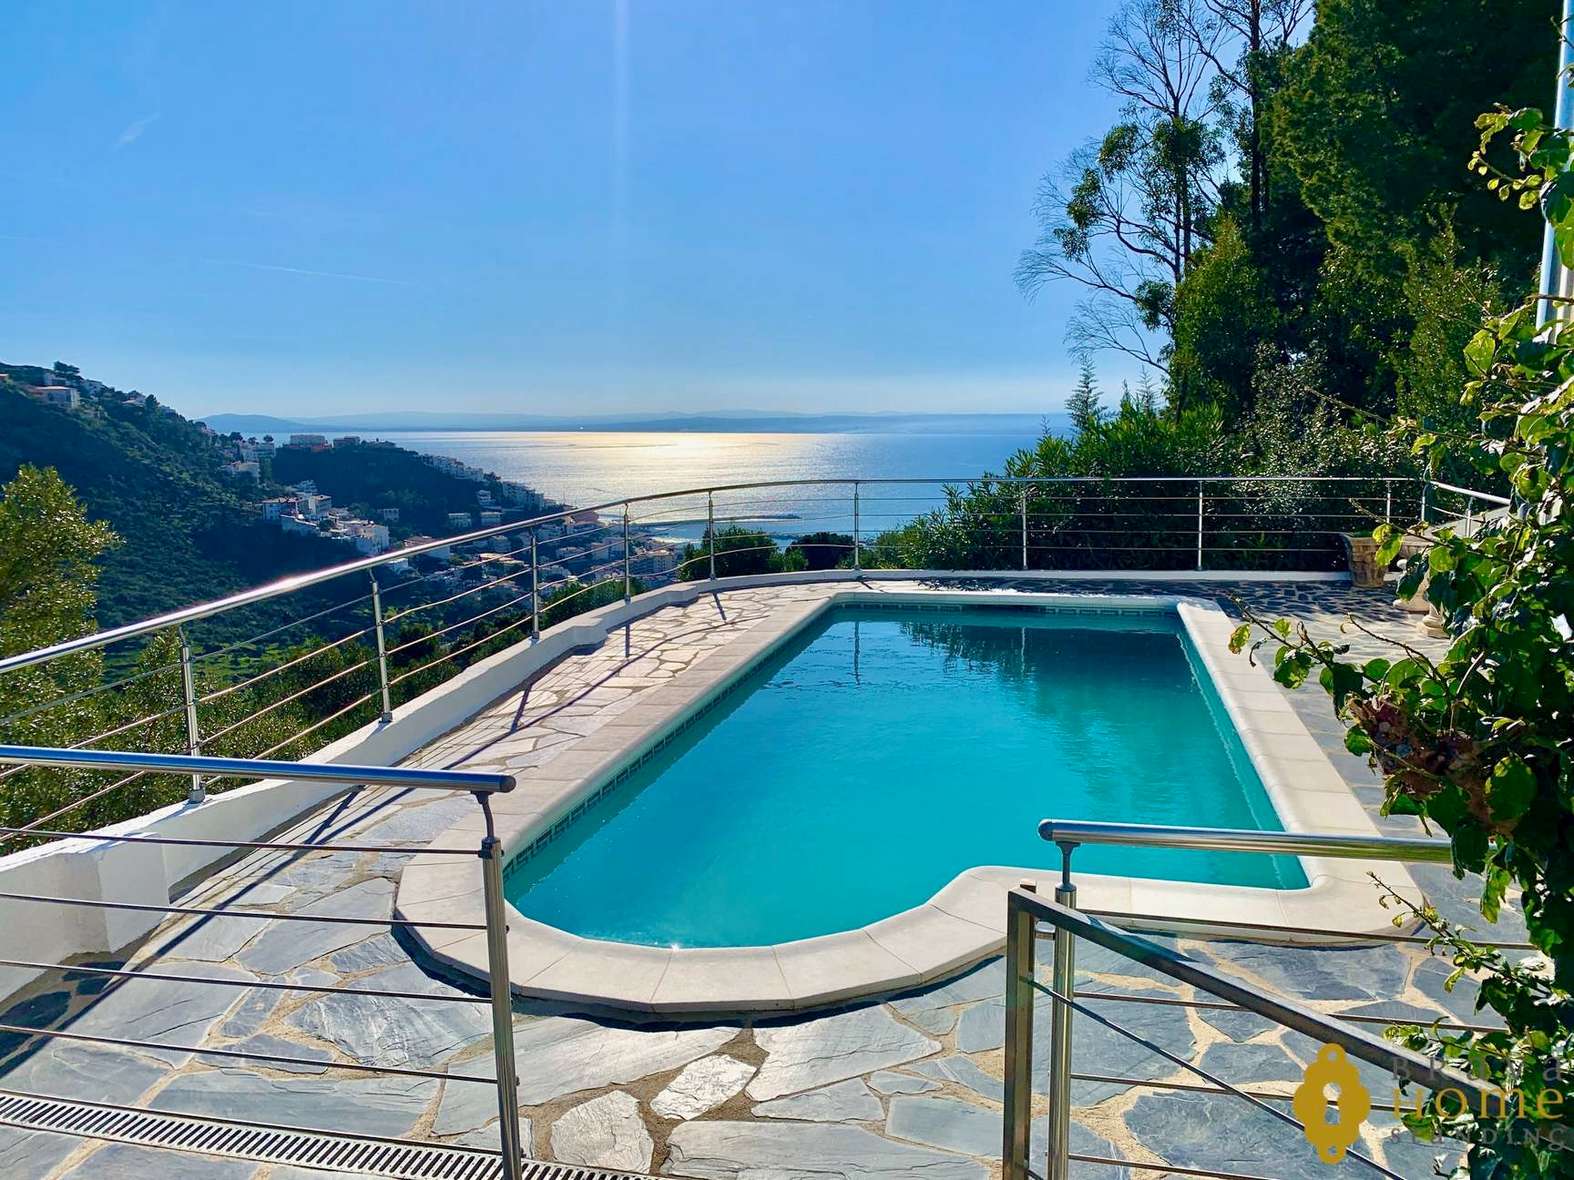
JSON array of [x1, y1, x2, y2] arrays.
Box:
[[0, 577, 1510, 1178]]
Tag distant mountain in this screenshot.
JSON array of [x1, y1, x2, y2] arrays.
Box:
[[201, 410, 1064, 437]]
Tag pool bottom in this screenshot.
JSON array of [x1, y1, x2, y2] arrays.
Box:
[[503, 600, 1306, 950]]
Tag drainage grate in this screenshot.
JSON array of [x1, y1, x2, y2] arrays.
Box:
[[0, 1090, 655, 1180]]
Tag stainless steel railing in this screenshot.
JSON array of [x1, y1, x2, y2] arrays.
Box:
[[0, 471, 1506, 873], [1004, 820, 1474, 1180], [0, 746, 528, 1180], [0, 473, 1453, 846]]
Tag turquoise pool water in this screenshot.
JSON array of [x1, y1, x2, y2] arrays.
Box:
[[505, 603, 1305, 947]]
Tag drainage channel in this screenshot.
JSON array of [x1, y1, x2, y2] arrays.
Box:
[[0, 1090, 657, 1180]]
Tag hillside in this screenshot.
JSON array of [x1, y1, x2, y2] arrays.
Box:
[[0, 367, 345, 629]]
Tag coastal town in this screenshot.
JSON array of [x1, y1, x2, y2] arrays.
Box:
[[234, 432, 683, 594]]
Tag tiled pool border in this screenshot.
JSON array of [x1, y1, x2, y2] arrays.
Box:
[[395, 583, 1423, 1017]]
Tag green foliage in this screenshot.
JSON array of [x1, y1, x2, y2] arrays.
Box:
[[0, 376, 343, 630], [1231, 108, 1574, 1173], [1065, 359, 1105, 436], [784, 532, 853, 571], [861, 393, 1363, 572], [1168, 217, 1278, 417], [678, 526, 785, 580]]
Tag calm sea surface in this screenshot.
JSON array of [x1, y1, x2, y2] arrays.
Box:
[[369, 427, 1048, 539]]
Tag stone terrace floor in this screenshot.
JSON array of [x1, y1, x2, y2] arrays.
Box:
[[0, 577, 1516, 1179]]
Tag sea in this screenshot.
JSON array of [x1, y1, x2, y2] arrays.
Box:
[[363, 422, 1053, 542]]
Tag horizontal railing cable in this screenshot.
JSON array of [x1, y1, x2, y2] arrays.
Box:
[[0, 827, 481, 855], [0, 1023, 497, 1084], [1035, 982, 1402, 1180], [0, 959, 490, 1003], [1071, 986, 1502, 1035], [0, 890, 484, 929]]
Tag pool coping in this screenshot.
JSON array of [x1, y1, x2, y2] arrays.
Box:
[[395, 584, 1424, 1017]]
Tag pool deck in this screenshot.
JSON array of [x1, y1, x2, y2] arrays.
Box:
[[0, 576, 1506, 1178]]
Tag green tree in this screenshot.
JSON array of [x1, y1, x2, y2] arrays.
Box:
[[1066, 359, 1105, 436], [678, 526, 783, 580], [1233, 103, 1574, 1174], [0, 467, 120, 830], [1168, 216, 1279, 415]]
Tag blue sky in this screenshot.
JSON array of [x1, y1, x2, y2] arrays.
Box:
[[0, 2, 1131, 418]]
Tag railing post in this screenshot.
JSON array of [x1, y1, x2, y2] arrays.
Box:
[[1001, 881, 1037, 1180], [369, 574, 393, 723], [1020, 488, 1029, 571], [1044, 842, 1079, 1180], [1384, 479, 1393, 526], [478, 806, 524, 1180], [852, 481, 862, 571], [707, 491, 717, 581], [177, 628, 204, 804], [529, 531, 541, 642], [1464, 493, 1475, 536], [1420, 479, 1429, 527], [622, 502, 632, 603], [1195, 480, 1204, 571]]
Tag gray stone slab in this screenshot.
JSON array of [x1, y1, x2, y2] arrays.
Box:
[[911, 1056, 1004, 1103], [217, 881, 293, 906], [351, 798, 475, 844], [51, 963, 256, 1067], [1029, 1119, 1129, 1179], [1202, 940, 1408, 1004], [886, 1095, 997, 1157], [63, 1141, 261, 1177], [665, 1119, 989, 1180], [869, 1071, 941, 1096], [150, 1070, 438, 1140], [0, 1041, 169, 1107], [228, 1033, 334, 1074], [889, 960, 1005, 1037], [509, 1016, 736, 1105], [328, 933, 409, 973], [754, 1078, 883, 1122], [750, 1006, 940, 1101], [1196, 1005, 1277, 1043], [216, 988, 281, 1041], [651, 1055, 756, 1120], [0, 1125, 84, 1178], [433, 1074, 498, 1135], [1196, 1041, 1304, 1086], [265, 851, 364, 890], [237, 879, 395, 975], [1060, 992, 1196, 1104], [286, 961, 490, 1068], [147, 915, 267, 964], [1411, 956, 1489, 1021], [1124, 1090, 1332, 1180], [549, 1090, 653, 1171]]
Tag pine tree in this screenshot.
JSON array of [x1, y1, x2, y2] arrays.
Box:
[[1066, 358, 1103, 437], [1135, 371, 1160, 413]]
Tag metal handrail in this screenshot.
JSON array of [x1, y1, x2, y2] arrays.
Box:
[[1037, 818, 1452, 863], [0, 473, 1432, 675], [1429, 479, 1512, 507], [1007, 821, 1479, 1180], [0, 742, 526, 1180], [0, 745, 514, 794]]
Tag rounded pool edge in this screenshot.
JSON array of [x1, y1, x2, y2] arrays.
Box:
[[392, 575, 1425, 1018]]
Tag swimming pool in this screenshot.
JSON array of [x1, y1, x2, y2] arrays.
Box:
[[504, 602, 1305, 948]]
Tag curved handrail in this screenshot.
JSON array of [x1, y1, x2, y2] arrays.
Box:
[[0, 472, 1430, 675]]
